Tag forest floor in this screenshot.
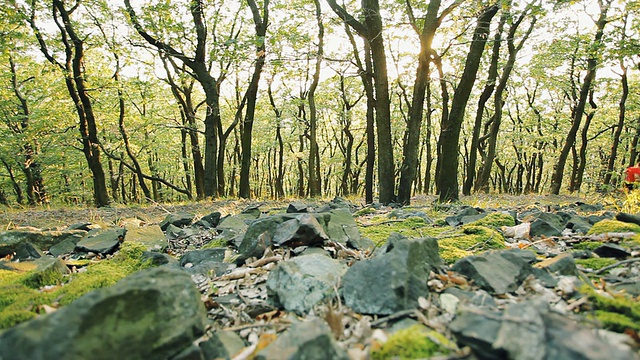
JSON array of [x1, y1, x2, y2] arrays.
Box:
[[0, 193, 615, 231]]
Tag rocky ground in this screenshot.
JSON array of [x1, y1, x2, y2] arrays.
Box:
[[1, 194, 640, 359]]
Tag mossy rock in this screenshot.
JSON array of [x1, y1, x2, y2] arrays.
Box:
[[575, 258, 618, 271], [359, 217, 444, 247], [371, 324, 452, 360], [0, 242, 153, 329], [202, 237, 229, 249], [437, 226, 506, 264], [467, 212, 515, 228], [354, 207, 376, 216], [581, 286, 640, 334], [587, 219, 640, 235]]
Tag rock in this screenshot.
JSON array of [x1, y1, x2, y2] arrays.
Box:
[[75, 227, 125, 255], [316, 196, 354, 212], [13, 241, 43, 260], [443, 287, 496, 308], [534, 253, 579, 276], [159, 212, 194, 231], [272, 214, 329, 247], [341, 234, 441, 315], [529, 218, 563, 238], [0, 229, 86, 257], [266, 253, 347, 314], [141, 251, 178, 267], [179, 247, 231, 276], [217, 212, 263, 247], [445, 207, 483, 227], [315, 208, 362, 246], [49, 238, 79, 257], [194, 211, 222, 229], [0, 266, 208, 360], [255, 319, 348, 360], [565, 215, 592, 234], [614, 212, 640, 227], [174, 330, 245, 360], [450, 300, 639, 360], [235, 215, 293, 263], [286, 201, 309, 213], [124, 225, 168, 252], [502, 222, 531, 239], [451, 249, 539, 295], [593, 243, 631, 259]]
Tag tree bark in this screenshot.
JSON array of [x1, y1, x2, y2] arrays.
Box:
[[436, 4, 499, 202]]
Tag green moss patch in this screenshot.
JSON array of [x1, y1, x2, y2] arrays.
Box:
[[575, 258, 618, 271], [571, 241, 602, 251], [582, 286, 640, 333], [467, 212, 515, 228], [0, 242, 153, 329], [438, 226, 507, 264], [371, 325, 452, 360], [587, 219, 640, 235], [202, 237, 228, 249], [359, 217, 444, 247]]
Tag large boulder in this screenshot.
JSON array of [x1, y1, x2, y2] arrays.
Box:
[[450, 300, 639, 360], [0, 266, 208, 360], [266, 254, 347, 314], [341, 234, 441, 315], [0, 229, 86, 257], [255, 319, 348, 360]]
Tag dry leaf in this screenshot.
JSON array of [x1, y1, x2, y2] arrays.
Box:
[[324, 306, 344, 339]]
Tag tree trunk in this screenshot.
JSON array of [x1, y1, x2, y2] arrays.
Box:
[[239, 0, 268, 199], [604, 62, 628, 184], [308, 0, 323, 197], [550, 0, 610, 194], [436, 4, 498, 202]]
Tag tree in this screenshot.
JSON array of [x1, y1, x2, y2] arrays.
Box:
[[549, 0, 612, 194], [326, 0, 395, 204], [436, 3, 499, 202]]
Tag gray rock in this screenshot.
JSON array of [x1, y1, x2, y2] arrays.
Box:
[[529, 218, 563, 238], [272, 214, 329, 247], [445, 207, 482, 227], [141, 251, 178, 267], [174, 330, 245, 360], [255, 319, 348, 360], [13, 241, 43, 260], [443, 287, 496, 308], [565, 215, 592, 234], [125, 225, 167, 252], [159, 212, 194, 231], [267, 254, 347, 314], [451, 250, 537, 295], [179, 248, 231, 276], [286, 201, 309, 213], [0, 266, 208, 360], [450, 300, 639, 360], [0, 229, 86, 256], [314, 208, 361, 246], [194, 211, 222, 229], [75, 227, 125, 255], [593, 243, 631, 259], [49, 238, 79, 257], [218, 212, 264, 247], [235, 215, 293, 263], [341, 234, 441, 315], [534, 253, 579, 276]]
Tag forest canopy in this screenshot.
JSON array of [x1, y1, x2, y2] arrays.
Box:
[[0, 0, 638, 207]]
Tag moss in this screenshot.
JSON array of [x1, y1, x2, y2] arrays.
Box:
[[0, 309, 38, 329], [575, 258, 618, 271], [467, 212, 515, 228], [572, 241, 602, 251], [354, 207, 376, 216], [593, 310, 640, 333], [370, 325, 452, 360], [581, 286, 640, 334], [202, 237, 229, 249], [437, 226, 506, 264], [587, 219, 640, 235], [54, 242, 152, 306], [359, 217, 444, 247]]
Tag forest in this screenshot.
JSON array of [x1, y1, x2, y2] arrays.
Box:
[[0, 0, 638, 207]]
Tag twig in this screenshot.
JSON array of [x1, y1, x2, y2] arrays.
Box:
[[360, 219, 406, 227], [370, 309, 416, 327], [246, 255, 282, 267], [593, 258, 640, 275], [223, 322, 290, 332]]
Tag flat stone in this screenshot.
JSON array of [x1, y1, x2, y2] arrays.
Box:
[[593, 243, 631, 259], [124, 225, 167, 252], [0, 229, 86, 256], [75, 227, 125, 255], [534, 253, 579, 276], [159, 212, 194, 231], [49, 238, 79, 257]]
